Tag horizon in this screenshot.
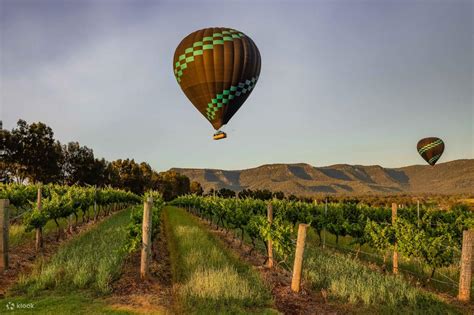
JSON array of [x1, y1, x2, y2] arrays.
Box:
[[1, 0, 473, 172], [171, 157, 472, 172]]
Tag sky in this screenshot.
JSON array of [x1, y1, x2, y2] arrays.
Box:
[[1, 0, 473, 171]]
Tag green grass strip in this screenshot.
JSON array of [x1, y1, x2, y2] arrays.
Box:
[[0, 292, 133, 315], [164, 206, 275, 315], [303, 246, 460, 314], [13, 208, 133, 296]]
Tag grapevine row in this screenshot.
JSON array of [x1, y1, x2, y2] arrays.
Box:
[[0, 183, 141, 233], [171, 195, 473, 278]]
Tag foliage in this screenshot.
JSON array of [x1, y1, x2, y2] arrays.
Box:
[[172, 195, 473, 274], [1, 183, 141, 232], [190, 181, 203, 195], [15, 209, 133, 295], [1, 120, 63, 184], [171, 195, 296, 262], [124, 191, 165, 253], [303, 247, 458, 314], [1, 119, 196, 196]]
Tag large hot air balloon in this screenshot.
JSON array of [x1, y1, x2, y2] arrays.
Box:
[[173, 27, 261, 140], [417, 137, 445, 166]]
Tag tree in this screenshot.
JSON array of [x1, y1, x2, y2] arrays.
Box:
[[111, 159, 148, 194], [1, 119, 194, 195], [1, 128, 19, 183], [238, 189, 273, 200], [90, 158, 117, 187], [272, 191, 285, 200], [217, 188, 235, 198], [4, 120, 63, 183], [190, 181, 203, 195], [156, 170, 190, 201], [62, 142, 96, 185]]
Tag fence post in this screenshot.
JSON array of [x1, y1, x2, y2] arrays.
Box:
[[267, 202, 273, 268], [458, 229, 474, 302], [93, 188, 97, 222], [417, 200, 420, 227], [291, 223, 308, 293], [392, 203, 398, 274], [35, 186, 43, 251], [0, 199, 9, 272], [323, 197, 328, 249], [140, 197, 153, 279]]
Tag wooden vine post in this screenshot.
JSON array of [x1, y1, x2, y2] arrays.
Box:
[[291, 223, 308, 293], [458, 229, 474, 302], [267, 201, 274, 268], [35, 186, 43, 251], [392, 203, 398, 274], [140, 197, 153, 279], [417, 200, 420, 227], [323, 197, 328, 249], [0, 199, 9, 272], [93, 187, 98, 222]]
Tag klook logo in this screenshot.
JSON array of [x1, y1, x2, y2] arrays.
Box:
[[5, 301, 34, 311], [6, 302, 15, 310]]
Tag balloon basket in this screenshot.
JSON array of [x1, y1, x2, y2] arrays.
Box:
[[213, 131, 227, 140]]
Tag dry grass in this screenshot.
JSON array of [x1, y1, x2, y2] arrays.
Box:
[[164, 206, 275, 314]]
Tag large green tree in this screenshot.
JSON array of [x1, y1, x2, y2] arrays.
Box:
[[62, 142, 96, 185], [2, 120, 63, 183], [157, 170, 190, 201]]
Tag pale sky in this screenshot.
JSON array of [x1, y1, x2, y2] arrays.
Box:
[[1, 0, 473, 171]]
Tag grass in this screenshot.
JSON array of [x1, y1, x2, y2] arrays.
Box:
[[305, 228, 468, 296], [303, 245, 460, 314], [12, 208, 132, 296], [217, 219, 462, 314], [164, 206, 276, 315], [0, 292, 134, 315]]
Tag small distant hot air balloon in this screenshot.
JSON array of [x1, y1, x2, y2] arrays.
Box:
[[173, 27, 261, 140], [417, 137, 445, 166]]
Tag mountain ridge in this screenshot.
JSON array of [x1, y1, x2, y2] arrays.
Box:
[[170, 159, 474, 195]]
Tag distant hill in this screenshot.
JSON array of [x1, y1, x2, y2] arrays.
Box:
[[170, 159, 474, 196]]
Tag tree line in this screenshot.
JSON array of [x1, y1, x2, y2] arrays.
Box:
[[1, 119, 202, 199], [206, 187, 314, 202]]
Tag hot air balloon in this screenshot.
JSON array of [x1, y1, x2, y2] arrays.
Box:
[[173, 27, 261, 140], [417, 137, 445, 166]]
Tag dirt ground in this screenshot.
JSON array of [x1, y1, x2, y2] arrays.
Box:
[[106, 220, 173, 314]]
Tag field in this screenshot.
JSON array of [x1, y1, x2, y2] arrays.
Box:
[[2, 1, 472, 313], [0, 184, 473, 314], [164, 206, 275, 314]]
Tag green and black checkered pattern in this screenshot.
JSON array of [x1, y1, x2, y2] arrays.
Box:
[[174, 30, 244, 83], [206, 77, 258, 121], [173, 27, 261, 130]]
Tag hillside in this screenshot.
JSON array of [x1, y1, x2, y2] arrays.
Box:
[[171, 159, 474, 195]]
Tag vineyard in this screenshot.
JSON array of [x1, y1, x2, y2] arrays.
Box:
[[0, 183, 141, 247], [171, 195, 474, 296], [0, 184, 473, 314]]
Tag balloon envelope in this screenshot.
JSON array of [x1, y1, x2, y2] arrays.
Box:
[[173, 27, 261, 130], [417, 137, 445, 166]]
